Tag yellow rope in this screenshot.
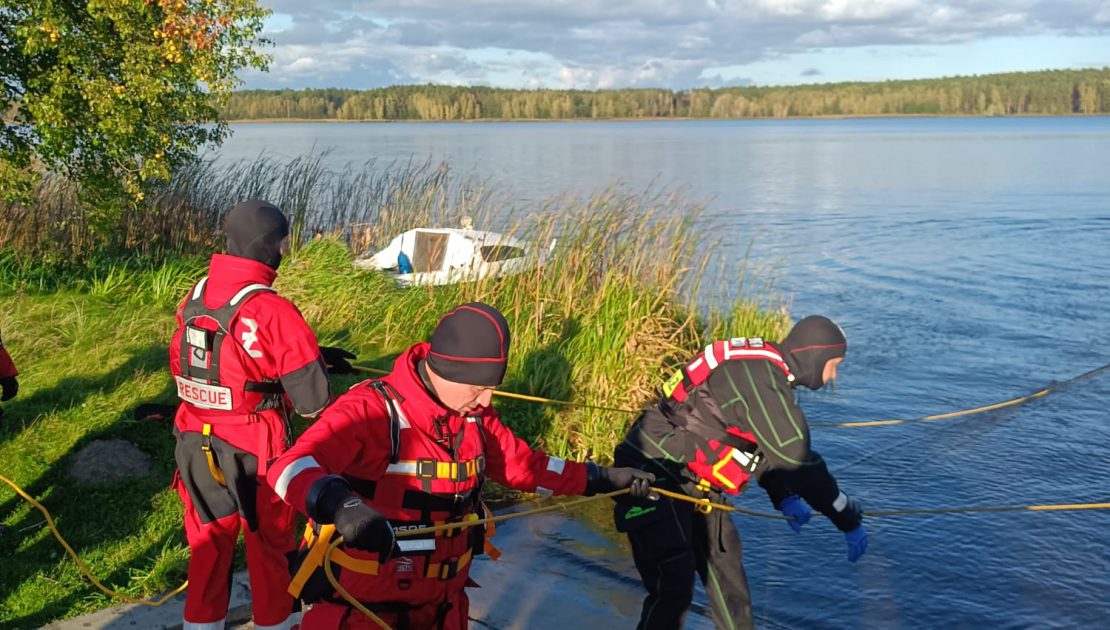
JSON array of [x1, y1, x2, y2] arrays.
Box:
[[321, 484, 1110, 628], [0, 474, 188, 607], [810, 388, 1053, 428], [4, 470, 1107, 630], [323, 537, 392, 630], [352, 365, 640, 414], [866, 501, 1110, 517], [354, 361, 1110, 429]]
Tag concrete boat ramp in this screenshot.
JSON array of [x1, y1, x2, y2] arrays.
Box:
[[44, 499, 725, 630]]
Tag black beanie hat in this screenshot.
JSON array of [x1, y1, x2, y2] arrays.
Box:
[[426, 302, 511, 387], [225, 200, 290, 270], [778, 315, 847, 390]]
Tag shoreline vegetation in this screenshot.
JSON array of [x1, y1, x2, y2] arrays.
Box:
[[226, 111, 1110, 124], [0, 157, 787, 626], [220, 68, 1110, 122]]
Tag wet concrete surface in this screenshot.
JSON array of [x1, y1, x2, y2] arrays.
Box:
[[230, 497, 719, 629], [59, 498, 736, 629]]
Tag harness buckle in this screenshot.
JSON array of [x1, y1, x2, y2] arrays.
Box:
[[416, 458, 438, 479], [200, 423, 214, 453]]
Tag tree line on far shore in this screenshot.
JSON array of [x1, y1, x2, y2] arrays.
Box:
[[221, 68, 1110, 121]]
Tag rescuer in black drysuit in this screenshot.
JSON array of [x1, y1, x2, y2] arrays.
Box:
[[613, 315, 868, 630]]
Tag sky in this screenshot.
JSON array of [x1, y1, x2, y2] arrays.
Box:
[[241, 1, 1110, 90]]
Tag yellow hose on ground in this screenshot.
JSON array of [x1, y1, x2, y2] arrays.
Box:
[[0, 474, 188, 607]]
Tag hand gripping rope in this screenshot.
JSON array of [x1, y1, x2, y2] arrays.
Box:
[[2, 361, 1107, 622], [1, 474, 1107, 627]]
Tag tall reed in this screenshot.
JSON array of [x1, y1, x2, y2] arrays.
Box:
[[1, 155, 788, 460]]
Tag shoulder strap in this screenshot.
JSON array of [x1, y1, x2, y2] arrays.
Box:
[[369, 380, 403, 464], [665, 338, 793, 404], [182, 277, 277, 331]]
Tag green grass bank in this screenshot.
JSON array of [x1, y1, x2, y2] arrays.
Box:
[[0, 161, 787, 627]]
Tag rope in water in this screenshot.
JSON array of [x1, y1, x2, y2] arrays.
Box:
[[2, 361, 1106, 621], [324, 485, 1110, 629], [353, 360, 1110, 429]]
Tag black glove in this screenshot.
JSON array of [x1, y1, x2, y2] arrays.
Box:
[[0, 376, 17, 402], [320, 346, 357, 375], [133, 403, 177, 421], [585, 462, 656, 499], [334, 497, 397, 559], [307, 475, 397, 559]]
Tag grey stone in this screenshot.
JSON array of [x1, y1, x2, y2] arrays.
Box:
[[69, 439, 153, 484]]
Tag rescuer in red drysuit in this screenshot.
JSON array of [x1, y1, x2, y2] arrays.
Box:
[[170, 199, 354, 630], [267, 302, 656, 629]]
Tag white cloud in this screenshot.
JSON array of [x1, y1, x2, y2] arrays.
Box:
[[245, 1, 1110, 89]]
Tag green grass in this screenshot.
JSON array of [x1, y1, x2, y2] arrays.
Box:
[[0, 161, 788, 627]]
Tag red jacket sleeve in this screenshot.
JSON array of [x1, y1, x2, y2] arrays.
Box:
[[0, 329, 16, 379], [0, 347, 16, 379], [481, 411, 588, 496], [235, 294, 330, 417], [266, 386, 393, 513]]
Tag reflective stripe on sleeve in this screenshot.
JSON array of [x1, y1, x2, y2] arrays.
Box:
[[833, 491, 849, 512], [273, 456, 322, 501], [546, 456, 566, 475], [704, 344, 719, 369], [386, 461, 418, 475], [536, 486, 553, 496]]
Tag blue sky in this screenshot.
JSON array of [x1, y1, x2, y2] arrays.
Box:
[[243, 1, 1110, 90]]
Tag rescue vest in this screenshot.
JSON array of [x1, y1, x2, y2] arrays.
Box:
[[170, 277, 286, 417], [662, 338, 794, 495], [289, 380, 499, 604]]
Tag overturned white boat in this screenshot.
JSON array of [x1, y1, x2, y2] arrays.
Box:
[[354, 227, 551, 287]]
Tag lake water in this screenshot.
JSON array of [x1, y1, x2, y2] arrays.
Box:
[[215, 118, 1110, 629]]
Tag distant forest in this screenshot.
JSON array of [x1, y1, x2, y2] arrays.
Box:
[[221, 69, 1110, 121]]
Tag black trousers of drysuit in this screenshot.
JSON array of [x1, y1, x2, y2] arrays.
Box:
[[616, 489, 753, 630]]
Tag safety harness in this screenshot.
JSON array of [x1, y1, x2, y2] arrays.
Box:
[[661, 338, 795, 499], [176, 277, 287, 486], [288, 380, 500, 602]]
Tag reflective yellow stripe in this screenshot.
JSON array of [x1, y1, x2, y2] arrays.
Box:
[[711, 456, 738, 490], [330, 549, 381, 574], [387, 457, 484, 481], [200, 424, 227, 487]]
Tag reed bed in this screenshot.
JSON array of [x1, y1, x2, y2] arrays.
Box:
[[0, 155, 788, 459]]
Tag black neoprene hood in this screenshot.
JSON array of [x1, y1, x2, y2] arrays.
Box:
[[426, 302, 511, 387], [225, 199, 290, 270], [778, 315, 847, 390]]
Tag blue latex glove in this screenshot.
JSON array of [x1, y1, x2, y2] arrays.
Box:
[[844, 525, 868, 562], [778, 495, 812, 533]]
